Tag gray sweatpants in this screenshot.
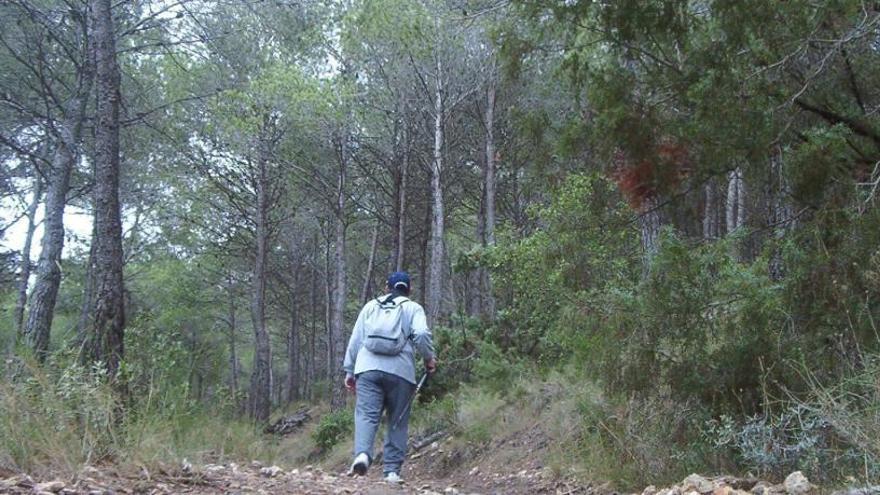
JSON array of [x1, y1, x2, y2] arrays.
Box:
[[354, 370, 415, 474]]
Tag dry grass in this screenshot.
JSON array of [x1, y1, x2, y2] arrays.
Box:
[[0, 359, 284, 478]]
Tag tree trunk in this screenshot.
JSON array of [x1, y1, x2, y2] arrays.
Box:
[[361, 221, 380, 302], [308, 259, 318, 400], [25, 103, 90, 361], [14, 175, 42, 340], [769, 147, 792, 281], [426, 58, 445, 326], [77, 222, 97, 345], [330, 136, 348, 411], [227, 276, 239, 398], [419, 199, 430, 304], [324, 232, 332, 382], [481, 79, 497, 320], [639, 196, 661, 274], [393, 127, 409, 272], [286, 273, 300, 404], [84, 0, 126, 380], [249, 149, 272, 422], [484, 81, 497, 248], [703, 177, 720, 240], [726, 168, 745, 233]]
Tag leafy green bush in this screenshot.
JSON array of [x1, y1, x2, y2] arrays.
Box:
[[312, 408, 353, 452]]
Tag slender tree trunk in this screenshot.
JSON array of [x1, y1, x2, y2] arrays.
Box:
[[769, 147, 791, 280], [308, 260, 317, 400], [419, 198, 430, 304], [330, 137, 348, 411], [227, 277, 238, 398], [14, 176, 42, 339], [77, 222, 97, 346], [25, 106, 90, 360], [324, 232, 332, 382], [249, 148, 272, 422], [726, 168, 745, 233], [703, 177, 720, 240], [481, 79, 497, 319], [427, 59, 445, 326], [726, 167, 748, 260], [361, 221, 380, 302], [84, 0, 126, 380], [484, 81, 497, 248], [639, 196, 662, 274], [393, 128, 409, 272], [286, 272, 300, 404]]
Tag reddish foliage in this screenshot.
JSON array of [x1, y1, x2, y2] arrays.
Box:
[[611, 141, 690, 210]]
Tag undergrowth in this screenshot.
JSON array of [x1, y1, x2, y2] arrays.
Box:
[[0, 354, 280, 477]]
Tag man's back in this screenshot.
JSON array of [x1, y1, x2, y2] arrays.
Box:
[[343, 294, 434, 385]]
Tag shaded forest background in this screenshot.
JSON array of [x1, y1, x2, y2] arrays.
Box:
[[1, 0, 879, 487]]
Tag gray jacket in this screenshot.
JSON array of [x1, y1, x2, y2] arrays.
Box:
[[342, 294, 435, 384]]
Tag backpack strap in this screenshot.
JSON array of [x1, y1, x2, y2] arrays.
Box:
[[374, 295, 414, 341], [379, 294, 409, 306]]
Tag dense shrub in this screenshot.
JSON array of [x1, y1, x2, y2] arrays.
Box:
[[312, 408, 353, 452], [487, 171, 880, 481]]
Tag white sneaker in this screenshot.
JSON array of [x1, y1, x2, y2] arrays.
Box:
[[349, 452, 370, 476], [384, 472, 404, 484]]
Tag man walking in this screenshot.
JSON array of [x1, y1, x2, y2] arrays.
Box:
[[343, 271, 437, 484]]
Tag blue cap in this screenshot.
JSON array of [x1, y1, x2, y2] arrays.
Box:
[[387, 271, 410, 290]]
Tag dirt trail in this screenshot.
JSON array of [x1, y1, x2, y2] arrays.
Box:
[[0, 460, 571, 495]]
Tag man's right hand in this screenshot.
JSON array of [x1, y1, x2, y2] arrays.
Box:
[[344, 374, 356, 393], [424, 357, 437, 374]]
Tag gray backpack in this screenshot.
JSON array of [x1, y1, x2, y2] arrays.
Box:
[[362, 296, 411, 355]]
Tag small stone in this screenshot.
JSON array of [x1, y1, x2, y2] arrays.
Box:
[[35, 481, 66, 493], [430, 441, 439, 450], [181, 459, 192, 474], [260, 465, 283, 478], [684, 474, 715, 494], [752, 482, 773, 495], [643, 485, 658, 495], [251, 460, 264, 469], [469, 467, 480, 476], [444, 487, 460, 495], [784, 472, 814, 495], [290, 469, 300, 476], [715, 487, 733, 495]]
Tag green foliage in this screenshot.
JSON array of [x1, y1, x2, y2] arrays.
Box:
[[490, 172, 636, 360], [312, 408, 353, 452]]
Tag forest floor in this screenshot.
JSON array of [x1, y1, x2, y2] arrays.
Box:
[[0, 418, 598, 495], [0, 381, 822, 495], [0, 425, 816, 495], [0, 459, 578, 495], [0, 457, 817, 495]]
